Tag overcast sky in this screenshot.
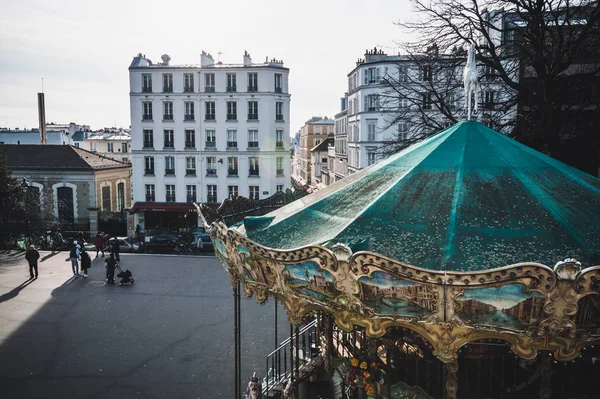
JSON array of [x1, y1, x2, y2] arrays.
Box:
[[0, 0, 413, 134]]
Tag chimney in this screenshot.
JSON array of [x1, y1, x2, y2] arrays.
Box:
[[200, 51, 214, 67], [243, 50, 252, 66], [37, 93, 46, 144]]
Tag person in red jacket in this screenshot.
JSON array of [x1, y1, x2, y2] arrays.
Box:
[[94, 233, 105, 258]]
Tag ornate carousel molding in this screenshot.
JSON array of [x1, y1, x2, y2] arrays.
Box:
[[209, 221, 600, 363]]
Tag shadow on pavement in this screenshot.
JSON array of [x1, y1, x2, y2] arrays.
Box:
[[40, 251, 63, 262], [0, 278, 36, 303]]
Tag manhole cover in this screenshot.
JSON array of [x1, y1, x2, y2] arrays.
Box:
[[87, 281, 107, 287]]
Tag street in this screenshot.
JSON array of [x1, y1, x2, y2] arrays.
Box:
[[0, 250, 289, 398]]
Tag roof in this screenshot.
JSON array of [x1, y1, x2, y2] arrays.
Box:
[[0, 144, 129, 170], [239, 121, 600, 271], [310, 119, 334, 125], [71, 131, 86, 141], [311, 138, 333, 153]]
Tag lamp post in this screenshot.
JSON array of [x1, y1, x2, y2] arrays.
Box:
[[20, 178, 31, 248]]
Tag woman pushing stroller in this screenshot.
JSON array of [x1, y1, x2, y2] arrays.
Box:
[[105, 253, 117, 284]]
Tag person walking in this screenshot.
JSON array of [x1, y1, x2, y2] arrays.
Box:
[[25, 245, 40, 279], [80, 248, 91, 278], [94, 233, 105, 258], [105, 253, 117, 284], [111, 237, 120, 261], [68, 242, 81, 277]]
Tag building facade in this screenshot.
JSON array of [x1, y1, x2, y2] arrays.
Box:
[[73, 130, 132, 164], [129, 51, 291, 230], [0, 129, 73, 145], [293, 117, 333, 187], [310, 137, 333, 189]]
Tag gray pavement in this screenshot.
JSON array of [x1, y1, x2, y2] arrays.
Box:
[[0, 250, 289, 398]]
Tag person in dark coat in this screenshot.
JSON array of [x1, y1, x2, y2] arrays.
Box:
[[94, 233, 105, 258], [25, 245, 40, 279], [111, 237, 120, 261], [105, 253, 117, 284], [80, 248, 91, 278]]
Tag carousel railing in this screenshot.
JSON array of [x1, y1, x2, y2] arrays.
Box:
[[263, 318, 320, 398]]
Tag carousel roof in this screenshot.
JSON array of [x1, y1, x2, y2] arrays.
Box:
[[240, 121, 600, 271]]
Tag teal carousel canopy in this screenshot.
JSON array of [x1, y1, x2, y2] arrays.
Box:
[[240, 121, 600, 271]]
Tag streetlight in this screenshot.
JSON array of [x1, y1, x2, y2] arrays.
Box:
[[20, 178, 31, 247]]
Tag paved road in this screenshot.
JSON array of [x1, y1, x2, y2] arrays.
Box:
[[0, 250, 289, 398]]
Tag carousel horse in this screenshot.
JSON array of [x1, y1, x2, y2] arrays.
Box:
[[246, 372, 262, 399], [463, 42, 479, 120]]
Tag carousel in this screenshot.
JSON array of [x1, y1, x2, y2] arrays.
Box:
[[200, 56, 600, 399]]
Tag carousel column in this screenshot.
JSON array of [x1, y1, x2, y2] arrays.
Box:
[[540, 353, 552, 399], [234, 280, 242, 398], [445, 359, 458, 399]]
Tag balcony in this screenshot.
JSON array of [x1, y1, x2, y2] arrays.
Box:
[[249, 169, 259, 176], [248, 114, 258, 120], [144, 169, 155, 175], [186, 195, 197, 203], [276, 115, 284, 121], [247, 86, 258, 92], [143, 142, 154, 149], [226, 86, 237, 93], [227, 141, 238, 149], [166, 196, 176, 203], [184, 142, 195, 149], [163, 114, 173, 121], [205, 141, 216, 149], [367, 107, 377, 112], [276, 141, 284, 149], [206, 169, 217, 177], [205, 86, 215, 93], [184, 86, 194, 93], [205, 114, 215, 121], [248, 141, 259, 149], [228, 168, 238, 176], [184, 114, 195, 121], [165, 169, 175, 175], [226, 114, 237, 121], [142, 86, 152, 93], [276, 169, 284, 176], [145, 195, 155, 202], [163, 87, 173, 93], [207, 195, 218, 204], [164, 142, 174, 149], [186, 169, 196, 176], [275, 87, 282, 93], [142, 114, 153, 121]]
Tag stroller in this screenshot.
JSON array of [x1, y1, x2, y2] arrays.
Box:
[[116, 263, 135, 285]]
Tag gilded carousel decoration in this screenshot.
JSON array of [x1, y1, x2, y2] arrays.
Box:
[[201, 62, 600, 399]]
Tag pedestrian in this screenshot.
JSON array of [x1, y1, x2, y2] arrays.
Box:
[[111, 237, 120, 261], [25, 244, 40, 279], [80, 248, 91, 278], [135, 224, 140, 238], [105, 252, 117, 284], [77, 231, 85, 247], [94, 232, 105, 258], [68, 242, 81, 277]]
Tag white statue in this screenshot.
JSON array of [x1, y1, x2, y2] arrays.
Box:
[[246, 372, 262, 399], [463, 42, 479, 120]]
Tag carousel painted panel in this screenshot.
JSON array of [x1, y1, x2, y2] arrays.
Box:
[[455, 283, 546, 330], [213, 236, 230, 269], [358, 271, 436, 319], [282, 261, 337, 303]]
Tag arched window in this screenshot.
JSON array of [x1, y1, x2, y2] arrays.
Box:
[[117, 182, 125, 211], [57, 186, 74, 223]]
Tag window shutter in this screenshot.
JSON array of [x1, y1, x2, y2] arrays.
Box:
[[364, 69, 368, 85], [376, 67, 381, 82]]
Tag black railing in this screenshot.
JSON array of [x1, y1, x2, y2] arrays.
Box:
[[275, 87, 282, 93], [205, 86, 215, 93], [276, 169, 284, 175], [248, 141, 259, 148], [145, 195, 155, 202], [227, 114, 237, 120], [248, 113, 258, 120], [206, 169, 217, 176], [184, 86, 194, 93], [142, 86, 152, 93], [143, 142, 153, 149], [228, 168, 238, 176], [248, 86, 258, 92], [186, 195, 196, 203], [163, 87, 173, 93], [226, 86, 237, 92], [205, 114, 215, 121], [207, 195, 217, 204], [165, 169, 175, 175], [164, 142, 174, 148], [142, 114, 153, 120], [276, 142, 284, 149], [185, 142, 195, 149], [186, 169, 196, 176], [276, 115, 284, 121], [205, 141, 216, 148], [249, 169, 259, 176], [227, 141, 238, 148], [144, 169, 154, 175], [184, 114, 195, 121], [166, 196, 176, 202], [163, 114, 173, 121]]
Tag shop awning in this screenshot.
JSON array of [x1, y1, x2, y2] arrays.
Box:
[[129, 202, 198, 214]]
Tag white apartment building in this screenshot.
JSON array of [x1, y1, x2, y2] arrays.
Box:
[[129, 51, 291, 229], [0, 129, 73, 145]]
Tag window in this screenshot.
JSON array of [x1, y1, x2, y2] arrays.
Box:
[[121, 143, 128, 153], [274, 73, 282, 93], [227, 129, 237, 148], [184, 73, 194, 92], [227, 101, 237, 120], [248, 101, 258, 120], [276, 157, 284, 176], [485, 65, 497, 80], [422, 93, 433, 110], [186, 157, 196, 175], [249, 157, 259, 176], [102, 186, 111, 211], [365, 95, 379, 112], [143, 129, 154, 148], [420, 65, 432, 81], [398, 65, 408, 83], [122, 157, 128, 163], [207, 157, 217, 176], [226, 73, 237, 92], [446, 92, 456, 109], [398, 123, 408, 140], [117, 182, 125, 211], [142, 101, 153, 120], [400, 97, 409, 108], [185, 129, 195, 149], [484, 90, 495, 109], [205, 130, 216, 148], [142, 74, 152, 92], [163, 101, 173, 120], [248, 72, 258, 92], [248, 129, 259, 148], [366, 67, 380, 84], [228, 157, 238, 176], [368, 152, 377, 166], [163, 73, 173, 92], [165, 185, 175, 202], [228, 185, 238, 198], [276, 102, 284, 121], [367, 119, 377, 141], [186, 185, 196, 203], [276, 184, 284, 192], [184, 102, 195, 120], [165, 156, 175, 175], [145, 184, 155, 202], [107, 142, 114, 152], [205, 101, 215, 120], [164, 129, 174, 148], [207, 185, 217, 203], [249, 186, 259, 200], [204, 73, 215, 92], [276, 129, 284, 148]]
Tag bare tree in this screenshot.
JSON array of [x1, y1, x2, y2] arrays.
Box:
[[383, 0, 600, 172]]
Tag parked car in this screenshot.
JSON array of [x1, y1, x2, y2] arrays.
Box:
[[85, 237, 139, 253], [190, 227, 214, 253], [143, 235, 178, 254]]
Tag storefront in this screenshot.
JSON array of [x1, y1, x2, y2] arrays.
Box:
[[129, 202, 198, 232]]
